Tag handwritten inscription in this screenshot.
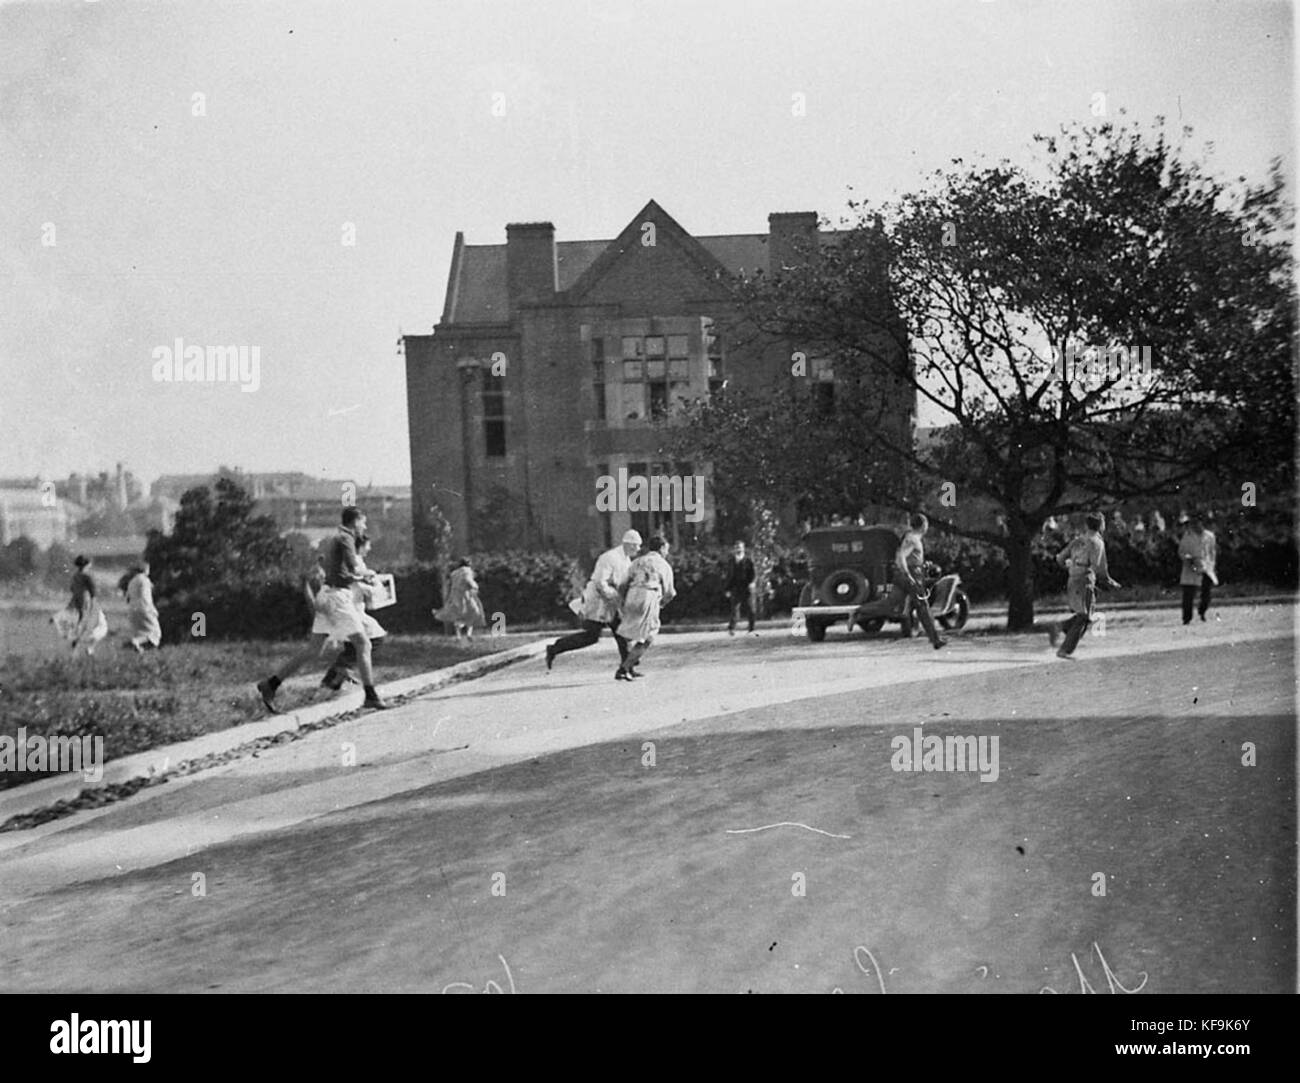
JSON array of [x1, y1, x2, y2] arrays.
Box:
[[828, 941, 1147, 994], [442, 953, 517, 994]]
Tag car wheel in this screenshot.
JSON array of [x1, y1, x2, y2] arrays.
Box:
[[819, 568, 870, 607], [859, 617, 885, 637], [806, 619, 828, 642]]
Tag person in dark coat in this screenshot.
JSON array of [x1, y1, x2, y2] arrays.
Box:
[[723, 541, 757, 635]]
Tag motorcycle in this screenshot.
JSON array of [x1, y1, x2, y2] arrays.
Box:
[[855, 561, 969, 637]]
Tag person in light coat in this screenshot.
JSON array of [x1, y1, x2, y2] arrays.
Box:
[[433, 557, 487, 645], [545, 529, 640, 671], [616, 536, 676, 681], [121, 561, 161, 651], [1178, 513, 1218, 624]]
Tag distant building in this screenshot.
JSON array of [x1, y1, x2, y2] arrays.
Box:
[[151, 469, 411, 541], [0, 487, 75, 548], [403, 199, 914, 559]]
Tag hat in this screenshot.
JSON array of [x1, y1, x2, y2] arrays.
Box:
[[621, 529, 643, 546]]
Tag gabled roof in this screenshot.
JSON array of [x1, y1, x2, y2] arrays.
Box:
[[439, 201, 844, 325]]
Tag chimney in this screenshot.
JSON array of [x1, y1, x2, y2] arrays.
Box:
[[768, 211, 819, 275], [506, 221, 557, 306]]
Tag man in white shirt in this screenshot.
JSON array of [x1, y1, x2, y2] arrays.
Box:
[[1178, 512, 1219, 623], [546, 529, 641, 671]]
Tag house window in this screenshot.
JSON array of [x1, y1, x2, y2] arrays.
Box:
[[812, 356, 834, 415], [620, 459, 698, 548], [482, 371, 506, 457], [598, 461, 612, 549], [628, 460, 651, 541], [592, 336, 606, 421], [706, 327, 725, 399], [618, 334, 693, 421]]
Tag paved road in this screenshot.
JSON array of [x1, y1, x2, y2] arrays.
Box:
[[0, 601, 1293, 991], [0, 602, 1291, 902]]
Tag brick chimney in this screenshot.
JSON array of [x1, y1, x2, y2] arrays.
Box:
[[768, 211, 819, 274], [506, 221, 557, 306]]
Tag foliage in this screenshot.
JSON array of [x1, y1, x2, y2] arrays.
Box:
[[144, 478, 310, 641], [676, 116, 1296, 629]]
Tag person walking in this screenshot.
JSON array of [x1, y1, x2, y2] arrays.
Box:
[[616, 536, 676, 681], [723, 540, 757, 635], [257, 507, 388, 712], [53, 555, 108, 656], [1178, 513, 1219, 624], [896, 513, 946, 650], [119, 561, 161, 652], [1048, 512, 1122, 659], [433, 557, 487, 646], [546, 529, 640, 671]]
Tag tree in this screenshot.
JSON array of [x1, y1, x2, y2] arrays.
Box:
[[683, 117, 1295, 629], [141, 478, 312, 639]]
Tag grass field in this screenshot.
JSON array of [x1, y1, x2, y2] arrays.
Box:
[[0, 605, 514, 790]]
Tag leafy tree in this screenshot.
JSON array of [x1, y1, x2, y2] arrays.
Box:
[[681, 117, 1295, 629], [141, 478, 312, 639]]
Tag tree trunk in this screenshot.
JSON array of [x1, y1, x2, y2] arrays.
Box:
[[1004, 529, 1037, 631]]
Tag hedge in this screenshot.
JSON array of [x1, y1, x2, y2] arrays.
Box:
[[151, 526, 1295, 641]]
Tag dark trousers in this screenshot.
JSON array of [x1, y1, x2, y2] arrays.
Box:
[[727, 592, 755, 632], [1058, 611, 1091, 655], [552, 618, 629, 663], [905, 583, 944, 648], [1181, 576, 1213, 623], [1056, 585, 1097, 656]]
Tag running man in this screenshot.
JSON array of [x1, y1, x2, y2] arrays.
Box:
[[546, 529, 640, 671], [257, 507, 389, 712], [1048, 512, 1122, 659]]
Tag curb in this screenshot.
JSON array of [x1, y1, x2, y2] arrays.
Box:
[[0, 639, 548, 825]]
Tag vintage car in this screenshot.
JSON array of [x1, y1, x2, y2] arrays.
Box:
[[792, 525, 904, 641], [791, 524, 970, 641]]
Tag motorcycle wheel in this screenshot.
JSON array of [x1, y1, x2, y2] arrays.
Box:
[[946, 592, 970, 630], [858, 617, 885, 637]]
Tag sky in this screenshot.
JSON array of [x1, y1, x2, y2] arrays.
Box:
[[0, 0, 1293, 490]]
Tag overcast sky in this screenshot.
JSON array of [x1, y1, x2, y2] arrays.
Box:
[[1, 0, 1292, 489]]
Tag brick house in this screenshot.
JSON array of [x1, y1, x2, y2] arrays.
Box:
[[403, 200, 912, 561]]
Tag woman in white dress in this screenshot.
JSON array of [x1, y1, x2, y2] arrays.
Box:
[[120, 561, 162, 651], [615, 536, 675, 681], [433, 558, 487, 645]]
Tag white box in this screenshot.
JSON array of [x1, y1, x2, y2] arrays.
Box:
[[366, 573, 397, 610]]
